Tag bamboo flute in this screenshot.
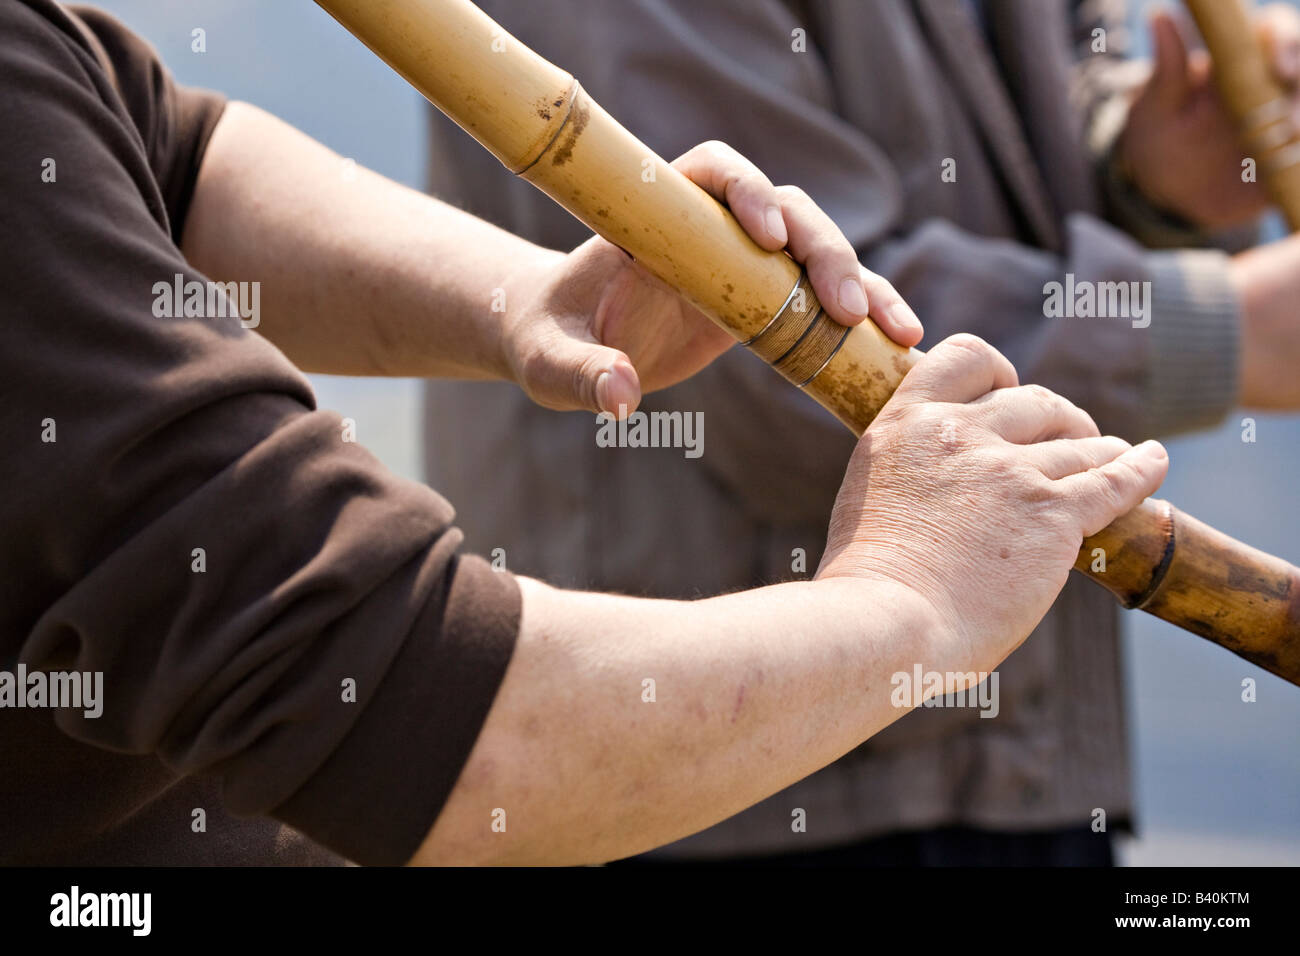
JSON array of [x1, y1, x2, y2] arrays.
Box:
[[314, 0, 1300, 685]]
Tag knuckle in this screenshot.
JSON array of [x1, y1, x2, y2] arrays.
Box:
[[1097, 463, 1130, 506], [1027, 385, 1064, 422], [1021, 383, 1057, 412], [736, 168, 765, 192], [947, 332, 992, 351], [1025, 471, 1059, 505], [1081, 411, 1102, 437], [1108, 436, 1134, 456], [776, 184, 811, 207], [809, 232, 846, 263], [1022, 383, 1053, 401], [1006, 457, 1058, 506], [677, 142, 706, 165], [942, 332, 997, 365], [862, 271, 901, 299], [990, 443, 1029, 477]]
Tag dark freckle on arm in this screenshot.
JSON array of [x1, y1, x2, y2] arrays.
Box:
[[999, 547, 1011, 559]]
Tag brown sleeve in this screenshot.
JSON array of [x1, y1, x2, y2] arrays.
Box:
[[67, 4, 228, 242], [0, 0, 520, 865]]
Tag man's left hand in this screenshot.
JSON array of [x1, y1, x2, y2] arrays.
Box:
[[499, 141, 923, 417]]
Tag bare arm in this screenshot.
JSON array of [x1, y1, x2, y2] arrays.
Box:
[[412, 337, 1170, 865], [182, 102, 920, 410], [416, 575, 935, 865], [182, 101, 545, 380]]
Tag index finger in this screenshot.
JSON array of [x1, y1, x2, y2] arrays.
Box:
[[671, 141, 786, 249], [671, 141, 923, 348]]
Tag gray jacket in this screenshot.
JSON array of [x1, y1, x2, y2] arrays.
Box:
[[422, 0, 1241, 857]]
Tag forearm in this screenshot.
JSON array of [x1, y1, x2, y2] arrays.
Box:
[[181, 101, 561, 378], [1231, 236, 1300, 409], [412, 574, 943, 865]]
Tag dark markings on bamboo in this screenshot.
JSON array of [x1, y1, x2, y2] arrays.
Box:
[[1130, 500, 1177, 610], [512, 79, 581, 176]]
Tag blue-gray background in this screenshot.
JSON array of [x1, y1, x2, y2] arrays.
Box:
[[86, 0, 1298, 864]]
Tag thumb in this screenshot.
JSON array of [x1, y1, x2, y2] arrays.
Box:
[[1149, 10, 1192, 107], [592, 356, 642, 418], [528, 336, 642, 416]]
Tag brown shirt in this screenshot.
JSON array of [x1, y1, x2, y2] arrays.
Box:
[[0, 1, 520, 865]]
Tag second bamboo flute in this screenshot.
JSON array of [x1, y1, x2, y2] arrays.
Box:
[[1185, 0, 1300, 229], [314, 0, 1300, 686]]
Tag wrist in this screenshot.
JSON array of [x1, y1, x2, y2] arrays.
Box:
[[811, 568, 955, 670], [1229, 250, 1271, 407], [497, 244, 568, 386]]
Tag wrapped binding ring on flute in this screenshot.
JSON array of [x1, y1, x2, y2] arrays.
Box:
[[314, 0, 1300, 686]]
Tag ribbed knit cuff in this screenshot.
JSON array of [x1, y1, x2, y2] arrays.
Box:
[[1143, 249, 1240, 437]]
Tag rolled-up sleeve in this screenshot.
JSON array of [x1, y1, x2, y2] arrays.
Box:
[[1, 1, 519, 865]]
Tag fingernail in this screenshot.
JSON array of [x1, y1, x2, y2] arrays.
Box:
[[1139, 439, 1167, 460], [838, 276, 870, 317], [596, 371, 613, 414], [597, 363, 639, 417], [764, 205, 787, 245], [886, 302, 922, 333]]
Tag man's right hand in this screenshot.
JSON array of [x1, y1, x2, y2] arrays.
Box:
[[417, 333, 1167, 866], [818, 335, 1169, 671]]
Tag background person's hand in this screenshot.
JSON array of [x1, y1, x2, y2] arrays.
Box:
[[500, 140, 923, 416], [817, 335, 1169, 672], [1117, 4, 1300, 229]]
